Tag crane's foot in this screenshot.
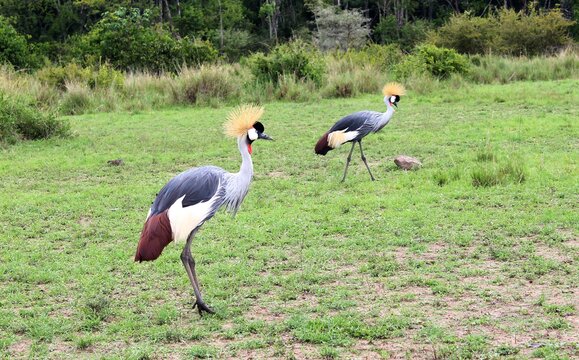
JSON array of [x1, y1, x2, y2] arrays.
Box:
[[193, 300, 215, 316]]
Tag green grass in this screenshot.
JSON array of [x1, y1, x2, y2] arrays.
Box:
[[0, 79, 577, 359]]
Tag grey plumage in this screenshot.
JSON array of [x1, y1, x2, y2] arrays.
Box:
[[315, 95, 401, 182], [136, 117, 272, 316]]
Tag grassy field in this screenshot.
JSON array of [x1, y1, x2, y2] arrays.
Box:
[[0, 80, 577, 359]]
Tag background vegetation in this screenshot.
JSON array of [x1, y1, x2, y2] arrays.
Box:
[[0, 0, 577, 146]]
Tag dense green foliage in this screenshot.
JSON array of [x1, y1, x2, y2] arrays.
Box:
[[432, 9, 575, 55], [0, 16, 38, 69], [0, 80, 577, 358], [73, 8, 217, 72], [373, 16, 433, 52], [0, 93, 68, 145], [0, 1, 576, 72], [395, 44, 470, 79], [247, 40, 325, 84]]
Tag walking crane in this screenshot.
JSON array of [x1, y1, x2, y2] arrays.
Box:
[[315, 83, 406, 182], [134, 105, 273, 315]]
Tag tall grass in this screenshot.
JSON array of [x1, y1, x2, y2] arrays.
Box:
[[0, 48, 576, 117], [468, 48, 578, 84]]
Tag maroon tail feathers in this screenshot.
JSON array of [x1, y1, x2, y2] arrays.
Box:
[[315, 132, 333, 155], [135, 210, 173, 262]]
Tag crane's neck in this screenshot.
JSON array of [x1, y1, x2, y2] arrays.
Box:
[[373, 102, 395, 132], [236, 135, 253, 183], [222, 135, 254, 216]]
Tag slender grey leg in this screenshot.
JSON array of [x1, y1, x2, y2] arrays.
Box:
[[359, 141, 375, 181], [341, 142, 357, 183], [181, 229, 214, 315]]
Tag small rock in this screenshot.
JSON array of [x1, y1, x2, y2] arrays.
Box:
[[107, 159, 124, 166], [394, 155, 421, 170]]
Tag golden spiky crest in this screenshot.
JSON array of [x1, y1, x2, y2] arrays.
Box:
[[382, 82, 406, 97], [223, 104, 265, 138]]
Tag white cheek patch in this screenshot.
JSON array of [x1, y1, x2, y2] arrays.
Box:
[[390, 96, 397, 103], [247, 128, 258, 141]]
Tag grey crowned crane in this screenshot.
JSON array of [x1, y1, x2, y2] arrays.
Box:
[[134, 105, 273, 315], [315, 83, 406, 182]]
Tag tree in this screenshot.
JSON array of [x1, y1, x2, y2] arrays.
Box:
[[260, 0, 280, 42], [313, 5, 370, 51], [0, 16, 38, 69]]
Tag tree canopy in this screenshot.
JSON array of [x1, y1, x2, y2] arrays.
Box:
[[0, 0, 576, 69]]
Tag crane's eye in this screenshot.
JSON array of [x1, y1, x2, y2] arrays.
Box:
[[247, 128, 258, 141]]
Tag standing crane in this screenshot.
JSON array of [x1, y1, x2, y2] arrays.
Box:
[[315, 83, 406, 182], [134, 105, 273, 315]]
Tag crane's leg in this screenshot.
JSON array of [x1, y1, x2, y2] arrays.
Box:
[[181, 229, 214, 316], [341, 141, 357, 183], [359, 141, 376, 181]]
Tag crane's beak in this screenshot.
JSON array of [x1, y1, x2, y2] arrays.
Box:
[[393, 102, 398, 108], [259, 132, 273, 141]]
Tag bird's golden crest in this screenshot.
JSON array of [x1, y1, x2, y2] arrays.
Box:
[[223, 104, 265, 138], [382, 82, 406, 97]]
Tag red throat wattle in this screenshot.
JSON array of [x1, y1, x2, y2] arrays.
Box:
[[247, 144, 252, 154]]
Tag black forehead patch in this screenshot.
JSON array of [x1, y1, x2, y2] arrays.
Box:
[[253, 121, 264, 133], [394, 95, 400, 102]]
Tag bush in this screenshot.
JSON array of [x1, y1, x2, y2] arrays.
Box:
[[74, 8, 217, 72], [431, 9, 574, 56], [429, 14, 496, 55], [494, 9, 574, 56], [395, 45, 469, 79], [0, 93, 68, 145], [0, 16, 39, 70], [247, 40, 325, 84]]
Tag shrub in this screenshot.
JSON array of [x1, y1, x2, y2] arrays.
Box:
[[0, 16, 39, 70], [395, 45, 469, 79], [247, 40, 325, 84], [431, 9, 574, 56], [76, 8, 217, 72], [494, 9, 574, 56], [429, 14, 497, 55], [0, 93, 68, 145]]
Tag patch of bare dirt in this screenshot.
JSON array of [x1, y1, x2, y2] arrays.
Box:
[[246, 303, 285, 323], [8, 338, 31, 357], [356, 338, 433, 360], [49, 340, 75, 355], [78, 216, 92, 228], [266, 171, 289, 179], [535, 244, 573, 263]]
